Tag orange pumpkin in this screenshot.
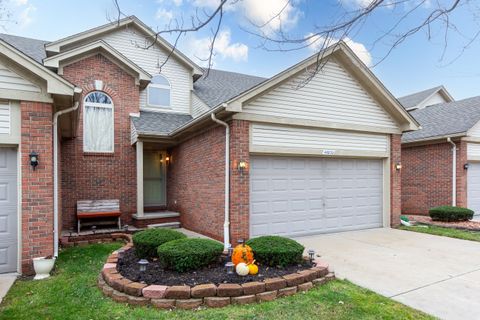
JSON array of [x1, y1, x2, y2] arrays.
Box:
[[231, 243, 254, 266]]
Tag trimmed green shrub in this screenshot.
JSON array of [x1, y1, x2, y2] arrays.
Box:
[[132, 228, 186, 259], [429, 206, 474, 222], [157, 238, 224, 272], [246, 235, 304, 267]]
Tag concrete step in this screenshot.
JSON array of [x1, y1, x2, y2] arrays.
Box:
[[147, 222, 181, 229], [132, 211, 180, 220]]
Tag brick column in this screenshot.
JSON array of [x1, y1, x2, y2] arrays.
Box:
[[21, 101, 54, 275], [456, 140, 468, 208], [390, 134, 402, 227], [229, 120, 250, 245]]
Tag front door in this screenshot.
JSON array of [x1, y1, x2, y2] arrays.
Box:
[[143, 150, 166, 207], [0, 147, 18, 273]]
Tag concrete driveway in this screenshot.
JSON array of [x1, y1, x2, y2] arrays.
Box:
[[296, 228, 480, 320]]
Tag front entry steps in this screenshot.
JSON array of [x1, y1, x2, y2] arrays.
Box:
[[132, 211, 181, 229]]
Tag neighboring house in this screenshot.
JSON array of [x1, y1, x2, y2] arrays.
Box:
[[398, 85, 454, 111], [401, 92, 480, 216], [0, 16, 418, 275]]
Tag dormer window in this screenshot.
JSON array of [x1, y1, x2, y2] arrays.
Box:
[[147, 74, 171, 108]]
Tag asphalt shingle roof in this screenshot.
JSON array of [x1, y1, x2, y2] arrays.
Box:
[[398, 86, 443, 110], [131, 111, 193, 135], [193, 69, 266, 108], [0, 33, 47, 63], [403, 96, 480, 143]]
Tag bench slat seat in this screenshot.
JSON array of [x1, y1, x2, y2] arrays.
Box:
[[76, 199, 121, 233]]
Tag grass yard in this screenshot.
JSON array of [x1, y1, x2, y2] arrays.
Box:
[[0, 243, 432, 320], [400, 225, 480, 242]]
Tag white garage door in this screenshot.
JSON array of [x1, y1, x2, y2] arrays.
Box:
[[250, 156, 384, 237], [467, 162, 480, 216], [0, 147, 18, 273]]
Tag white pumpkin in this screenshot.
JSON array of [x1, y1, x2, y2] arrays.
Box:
[[235, 262, 249, 276]]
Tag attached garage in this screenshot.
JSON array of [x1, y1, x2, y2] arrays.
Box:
[[467, 144, 480, 217], [0, 147, 18, 273], [250, 156, 383, 237]]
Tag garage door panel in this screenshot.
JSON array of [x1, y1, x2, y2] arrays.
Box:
[[250, 155, 383, 238], [468, 163, 480, 216]]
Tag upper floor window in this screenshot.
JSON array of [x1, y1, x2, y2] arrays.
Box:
[[147, 74, 171, 108], [83, 91, 114, 153]]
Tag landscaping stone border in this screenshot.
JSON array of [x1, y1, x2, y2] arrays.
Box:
[[61, 232, 134, 247], [98, 234, 335, 309]]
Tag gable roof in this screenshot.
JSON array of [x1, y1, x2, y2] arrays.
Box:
[[45, 16, 203, 77], [193, 69, 266, 108], [403, 96, 480, 143], [0, 33, 47, 63], [398, 85, 453, 110]]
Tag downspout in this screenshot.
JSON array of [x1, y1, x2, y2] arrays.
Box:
[[211, 110, 230, 250], [447, 137, 456, 206], [53, 101, 80, 257]]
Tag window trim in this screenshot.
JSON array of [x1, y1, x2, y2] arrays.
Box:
[[147, 74, 172, 108], [82, 91, 115, 153]]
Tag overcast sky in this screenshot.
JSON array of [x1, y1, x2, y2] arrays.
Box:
[[5, 0, 480, 100]]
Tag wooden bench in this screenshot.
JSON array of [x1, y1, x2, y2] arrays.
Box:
[[76, 199, 121, 233]]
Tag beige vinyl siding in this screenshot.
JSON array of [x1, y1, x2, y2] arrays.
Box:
[[468, 121, 480, 139], [251, 123, 389, 157], [0, 101, 20, 144], [101, 27, 192, 114], [0, 62, 40, 93], [243, 58, 398, 132], [191, 92, 209, 118], [468, 143, 480, 160], [415, 92, 449, 110]]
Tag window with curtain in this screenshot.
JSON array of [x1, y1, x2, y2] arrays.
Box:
[[83, 91, 114, 152], [147, 74, 171, 108]]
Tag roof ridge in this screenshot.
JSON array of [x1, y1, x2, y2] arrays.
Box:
[[398, 85, 443, 100], [0, 33, 48, 43], [206, 68, 267, 79]]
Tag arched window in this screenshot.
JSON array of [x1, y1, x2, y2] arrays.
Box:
[[83, 91, 114, 152], [147, 74, 171, 108]]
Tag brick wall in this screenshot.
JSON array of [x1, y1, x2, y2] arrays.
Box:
[[401, 140, 467, 215], [390, 134, 402, 226], [60, 54, 138, 231], [167, 125, 226, 241], [229, 120, 250, 245], [21, 101, 54, 274]]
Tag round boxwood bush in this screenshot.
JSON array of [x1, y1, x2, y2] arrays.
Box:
[[429, 205, 474, 222], [157, 238, 224, 272], [132, 228, 186, 259], [246, 235, 304, 267]]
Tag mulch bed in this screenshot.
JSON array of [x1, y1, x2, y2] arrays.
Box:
[[408, 215, 480, 231], [117, 248, 313, 286]]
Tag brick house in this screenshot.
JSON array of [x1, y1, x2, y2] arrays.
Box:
[[0, 16, 418, 275], [400, 87, 480, 216]]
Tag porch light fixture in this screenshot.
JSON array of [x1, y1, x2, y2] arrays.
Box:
[[29, 151, 39, 170], [165, 156, 170, 165], [464, 163, 470, 170], [225, 261, 235, 275], [395, 162, 402, 171], [237, 160, 247, 173], [138, 259, 149, 272], [308, 249, 315, 264]]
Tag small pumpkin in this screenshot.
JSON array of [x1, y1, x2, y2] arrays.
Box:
[[231, 242, 254, 266], [248, 261, 258, 275], [236, 262, 249, 276]]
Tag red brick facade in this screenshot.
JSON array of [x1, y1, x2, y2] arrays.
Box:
[[390, 134, 402, 226], [21, 101, 54, 274], [401, 140, 467, 215], [60, 54, 139, 231], [167, 126, 226, 241]]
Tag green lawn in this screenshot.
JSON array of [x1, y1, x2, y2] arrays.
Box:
[[400, 225, 480, 242], [0, 243, 432, 320]]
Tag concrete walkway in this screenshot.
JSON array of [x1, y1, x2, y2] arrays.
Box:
[[296, 228, 480, 320], [0, 274, 16, 304]]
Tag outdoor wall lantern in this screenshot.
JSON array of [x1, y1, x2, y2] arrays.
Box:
[[237, 160, 248, 173], [395, 162, 402, 171], [464, 163, 469, 170], [138, 259, 149, 272], [29, 151, 39, 170]]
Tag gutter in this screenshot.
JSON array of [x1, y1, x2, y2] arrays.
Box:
[[53, 99, 80, 257], [447, 137, 457, 206], [211, 109, 230, 251]]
